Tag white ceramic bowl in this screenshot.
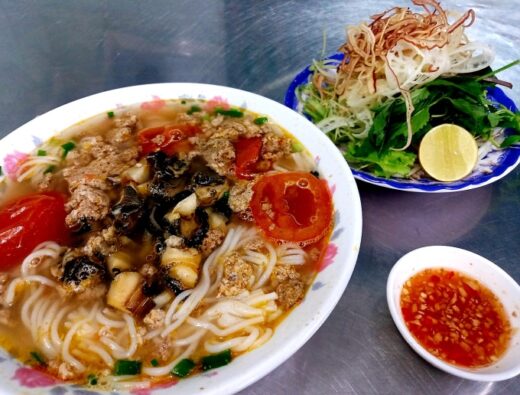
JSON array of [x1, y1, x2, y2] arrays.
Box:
[[387, 245, 520, 382], [0, 83, 363, 394]]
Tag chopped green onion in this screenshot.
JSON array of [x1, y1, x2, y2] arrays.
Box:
[[201, 349, 232, 371], [181, 100, 186, 104], [107, 111, 115, 118], [37, 149, 47, 156], [291, 142, 304, 153], [187, 105, 202, 115], [0, 166, 3, 176], [150, 358, 159, 367], [254, 116, 268, 125], [87, 374, 98, 385], [44, 165, 56, 174], [114, 359, 142, 375], [30, 351, 46, 366], [61, 141, 76, 159], [171, 358, 196, 378], [215, 108, 243, 118]]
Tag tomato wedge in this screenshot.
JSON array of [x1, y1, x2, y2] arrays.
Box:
[[0, 192, 69, 270], [250, 172, 333, 244], [235, 137, 263, 179], [138, 124, 201, 156]]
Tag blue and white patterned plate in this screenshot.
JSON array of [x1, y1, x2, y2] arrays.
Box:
[[284, 53, 520, 193]]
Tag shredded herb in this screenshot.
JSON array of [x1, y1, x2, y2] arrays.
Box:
[[107, 111, 115, 118], [254, 116, 268, 125], [30, 351, 46, 366], [37, 149, 47, 156], [187, 105, 202, 115], [151, 358, 159, 367], [87, 374, 98, 385], [171, 358, 196, 378], [61, 141, 76, 159], [44, 165, 56, 174], [215, 108, 243, 118], [0, 166, 3, 176]]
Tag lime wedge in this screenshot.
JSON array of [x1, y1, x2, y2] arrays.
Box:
[[419, 124, 478, 182]]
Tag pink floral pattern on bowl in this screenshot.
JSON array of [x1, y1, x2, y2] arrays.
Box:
[[12, 367, 59, 388], [3, 151, 28, 180], [0, 84, 361, 395]]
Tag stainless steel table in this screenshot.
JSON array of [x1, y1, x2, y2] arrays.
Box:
[[1, 1, 519, 394]]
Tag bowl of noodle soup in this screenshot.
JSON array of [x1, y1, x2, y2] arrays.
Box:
[[0, 83, 362, 394]]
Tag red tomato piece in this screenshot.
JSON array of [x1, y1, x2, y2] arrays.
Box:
[[138, 124, 201, 156], [250, 172, 333, 244], [235, 136, 263, 179], [0, 192, 69, 270]]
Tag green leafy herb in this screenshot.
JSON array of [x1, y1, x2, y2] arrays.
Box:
[[171, 358, 196, 377], [87, 374, 98, 385], [37, 149, 47, 156], [201, 349, 232, 371], [254, 116, 268, 125], [114, 359, 142, 376], [61, 141, 76, 159], [30, 351, 46, 366], [151, 359, 159, 367], [215, 108, 243, 118], [0, 166, 2, 176], [181, 100, 186, 104], [301, 60, 520, 178], [44, 165, 56, 174], [107, 111, 115, 118], [187, 105, 202, 115]]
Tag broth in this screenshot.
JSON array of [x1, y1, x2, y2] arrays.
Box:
[[0, 99, 333, 390]]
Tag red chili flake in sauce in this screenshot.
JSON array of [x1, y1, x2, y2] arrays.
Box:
[[400, 268, 512, 368]]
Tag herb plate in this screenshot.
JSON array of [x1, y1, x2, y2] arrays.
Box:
[[285, 53, 520, 193]]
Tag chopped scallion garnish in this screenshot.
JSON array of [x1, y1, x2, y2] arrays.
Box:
[[61, 141, 76, 159], [37, 149, 47, 156], [87, 373, 98, 385], [201, 349, 232, 371], [171, 358, 195, 377], [291, 142, 304, 153], [44, 165, 56, 174], [114, 359, 142, 375], [215, 108, 243, 118], [187, 105, 202, 115], [151, 358, 159, 367], [254, 116, 268, 125], [107, 111, 115, 118], [30, 351, 46, 366]]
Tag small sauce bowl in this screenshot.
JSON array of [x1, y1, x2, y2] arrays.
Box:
[[387, 245, 520, 381]]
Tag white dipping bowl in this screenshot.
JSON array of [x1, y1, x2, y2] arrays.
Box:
[[387, 245, 520, 382], [0, 83, 362, 394]]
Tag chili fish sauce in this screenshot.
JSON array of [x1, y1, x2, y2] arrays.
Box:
[[400, 268, 512, 368]]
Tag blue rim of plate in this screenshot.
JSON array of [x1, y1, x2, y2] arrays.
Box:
[[284, 53, 520, 193]]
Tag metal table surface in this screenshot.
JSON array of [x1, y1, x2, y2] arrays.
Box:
[[1, 1, 519, 394]]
